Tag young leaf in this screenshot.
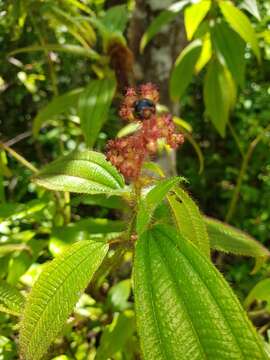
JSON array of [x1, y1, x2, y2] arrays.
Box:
[[33, 88, 83, 137], [211, 22, 246, 88], [136, 177, 181, 235], [170, 39, 202, 101], [241, 0, 261, 21], [184, 0, 211, 40], [20, 240, 108, 360], [168, 187, 210, 258], [78, 77, 116, 148], [219, 0, 261, 62], [134, 224, 268, 360], [203, 59, 233, 137], [0, 281, 25, 316], [205, 216, 270, 259], [33, 150, 126, 195], [245, 279, 270, 309], [140, 0, 190, 52]]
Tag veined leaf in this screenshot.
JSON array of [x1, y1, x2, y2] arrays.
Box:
[[20, 240, 108, 360], [203, 59, 232, 137], [33, 150, 126, 195], [78, 77, 116, 148], [136, 177, 181, 235], [0, 281, 25, 316], [134, 224, 268, 360], [211, 22, 246, 88], [205, 216, 270, 259], [168, 187, 210, 258], [241, 0, 261, 21], [140, 0, 190, 52], [219, 0, 261, 62], [184, 0, 211, 40], [170, 39, 202, 100], [245, 279, 270, 309], [33, 88, 83, 137]]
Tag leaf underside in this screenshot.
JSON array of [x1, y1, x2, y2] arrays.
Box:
[[134, 224, 267, 360]]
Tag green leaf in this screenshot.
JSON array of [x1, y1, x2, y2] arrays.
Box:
[[134, 224, 268, 360], [49, 217, 125, 256], [142, 162, 165, 178], [140, 0, 190, 52], [71, 194, 126, 209], [203, 59, 233, 137], [107, 279, 131, 311], [33, 150, 126, 195], [184, 0, 211, 40], [219, 0, 261, 62], [96, 310, 135, 360], [195, 32, 212, 73], [101, 5, 129, 33], [33, 88, 83, 137], [0, 281, 25, 316], [78, 77, 116, 148], [117, 122, 141, 138], [211, 22, 246, 88], [19, 240, 108, 360], [245, 279, 270, 309], [241, 0, 261, 21], [170, 39, 202, 100], [168, 187, 210, 258], [205, 216, 270, 259], [136, 177, 181, 235], [0, 243, 30, 256], [9, 44, 100, 60]]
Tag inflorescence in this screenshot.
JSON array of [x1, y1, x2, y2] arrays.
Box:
[[106, 83, 184, 181]]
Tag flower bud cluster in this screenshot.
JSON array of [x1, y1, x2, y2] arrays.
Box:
[[106, 83, 184, 181]]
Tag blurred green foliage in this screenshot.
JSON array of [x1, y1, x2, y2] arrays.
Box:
[[0, 0, 270, 358]]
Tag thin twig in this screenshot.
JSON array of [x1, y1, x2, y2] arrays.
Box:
[[225, 124, 270, 222], [228, 120, 244, 158], [0, 142, 38, 173], [4, 130, 32, 147]]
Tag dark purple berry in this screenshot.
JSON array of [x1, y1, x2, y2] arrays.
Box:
[[133, 99, 156, 120]]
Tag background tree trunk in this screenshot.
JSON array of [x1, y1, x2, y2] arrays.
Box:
[[128, 0, 186, 175]]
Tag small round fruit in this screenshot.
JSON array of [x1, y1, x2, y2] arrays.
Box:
[[133, 99, 156, 120]]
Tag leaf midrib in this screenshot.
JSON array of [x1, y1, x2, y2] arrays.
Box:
[[152, 234, 207, 360], [144, 233, 169, 359], [156, 228, 265, 359]]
